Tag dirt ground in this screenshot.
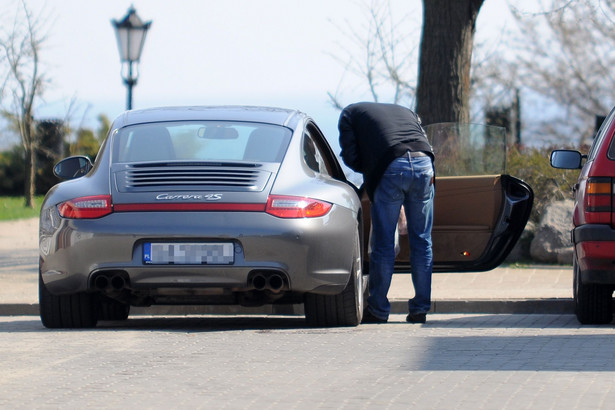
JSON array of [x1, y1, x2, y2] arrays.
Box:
[[0, 218, 38, 251]]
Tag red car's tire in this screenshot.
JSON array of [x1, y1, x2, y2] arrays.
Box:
[[574, 259, 613, 325]]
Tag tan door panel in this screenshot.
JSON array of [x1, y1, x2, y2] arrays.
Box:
[[431, 175, 502, 262], [362, 175, 504, 265], [397, 175, 502, 262]]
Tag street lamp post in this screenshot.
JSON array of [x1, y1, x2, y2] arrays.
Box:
[[112, 7, 152, 110]]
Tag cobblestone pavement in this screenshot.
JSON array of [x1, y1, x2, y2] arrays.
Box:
[[2, 314, 615, 409]]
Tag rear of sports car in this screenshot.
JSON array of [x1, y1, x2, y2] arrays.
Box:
[[39, 107, 363, 328]]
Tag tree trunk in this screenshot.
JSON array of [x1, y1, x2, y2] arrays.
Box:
[[416, 0, 484, 125], [24, 145, 36, 208]]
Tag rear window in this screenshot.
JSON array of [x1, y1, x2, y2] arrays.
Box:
[[112, 121, 292, 163]]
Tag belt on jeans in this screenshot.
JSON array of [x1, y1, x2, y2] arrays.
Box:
[[407, 151, 429, 158]]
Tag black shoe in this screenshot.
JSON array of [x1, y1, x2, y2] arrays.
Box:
[[406, 313, 427, 324], [361, 309, 387, 324]]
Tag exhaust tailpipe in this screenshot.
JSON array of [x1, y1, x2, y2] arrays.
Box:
[[110, 275, 126, 290], [252, 274, 267, 291], [267, 274, 284, 292], [92, 273, 128, 291], [94, 275, 109, 290]]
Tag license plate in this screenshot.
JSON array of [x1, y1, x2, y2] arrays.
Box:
[[143, 242, 234, 265]]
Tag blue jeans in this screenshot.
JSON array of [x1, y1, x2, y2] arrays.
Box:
[[368, 153, 434, 320]]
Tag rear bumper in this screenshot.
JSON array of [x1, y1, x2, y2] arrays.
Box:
[[40, 207, 358, 298], [573, 224, 615, 285]]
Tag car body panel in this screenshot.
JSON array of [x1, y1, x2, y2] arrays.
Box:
[[112, 106, 303, 129], [41, 207, 357, 297]]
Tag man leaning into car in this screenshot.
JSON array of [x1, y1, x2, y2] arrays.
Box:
[[338, 102, 435, 324]]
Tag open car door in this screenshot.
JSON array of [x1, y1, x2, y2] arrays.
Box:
[[362, 123, 533, 273]]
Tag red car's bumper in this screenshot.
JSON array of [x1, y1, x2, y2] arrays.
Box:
[[574, 224, 615, 284]]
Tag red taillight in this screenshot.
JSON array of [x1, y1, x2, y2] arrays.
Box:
[[57, 195, 113, 219], [265, 195, 332, 218], [585, 177, 612, 212]]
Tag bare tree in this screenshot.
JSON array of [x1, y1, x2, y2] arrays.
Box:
[[329, 0, 485, 127], [498, 0, 615, 146], [327, 0, 420, 109], [0, 1, 49, 207]]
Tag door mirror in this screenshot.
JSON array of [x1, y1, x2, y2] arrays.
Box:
[[53, 156, 93, 180], [550, 150, 584, 169]]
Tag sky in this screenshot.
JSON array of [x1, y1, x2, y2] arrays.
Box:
[[0, 0, 532, 149]]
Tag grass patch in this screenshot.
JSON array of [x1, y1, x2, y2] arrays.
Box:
[[0, 196, 44, 221]]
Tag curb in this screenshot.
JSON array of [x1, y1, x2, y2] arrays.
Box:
[[0, 298, 575, 317], [426, 298, 574, 315]]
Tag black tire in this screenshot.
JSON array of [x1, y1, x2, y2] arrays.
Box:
[[304, 234, 365, 327], [574, 259, 613, 325], [39, 272, 98, 329], [98, 297, 130, 321]]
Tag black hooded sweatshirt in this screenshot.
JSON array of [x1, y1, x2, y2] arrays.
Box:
[[338, 102, 434, 200]]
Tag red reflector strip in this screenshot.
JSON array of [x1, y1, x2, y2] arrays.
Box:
[[113, 203, 266, 212], [586, 198, 611, 212]]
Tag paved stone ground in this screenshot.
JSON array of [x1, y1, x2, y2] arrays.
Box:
[[1, 314, 615, 409]]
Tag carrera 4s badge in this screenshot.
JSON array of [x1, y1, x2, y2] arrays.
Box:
[[155, 193, 223, 201]]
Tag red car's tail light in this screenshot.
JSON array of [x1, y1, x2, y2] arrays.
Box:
[[265, 195, 332, 218], [585, 177, 612, 212], [57, 195, 113, 219]]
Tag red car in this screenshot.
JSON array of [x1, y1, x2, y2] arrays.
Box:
[[551, 106, 615, 324]]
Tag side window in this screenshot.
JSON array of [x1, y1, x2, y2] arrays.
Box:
[[303, 131, 332, 176], [596, 109, 615, 160]]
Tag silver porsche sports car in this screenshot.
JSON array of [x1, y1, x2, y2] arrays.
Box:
[[40, 106, 365, 328], [39, 107, 533, 329]]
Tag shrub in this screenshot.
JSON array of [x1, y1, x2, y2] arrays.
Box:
[[506, 145, 579, 223], [0, 147, 25, 196]]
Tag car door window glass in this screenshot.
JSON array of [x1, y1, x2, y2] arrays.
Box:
[[425, 123, 506, 176], [303, 132, 332, 177]]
